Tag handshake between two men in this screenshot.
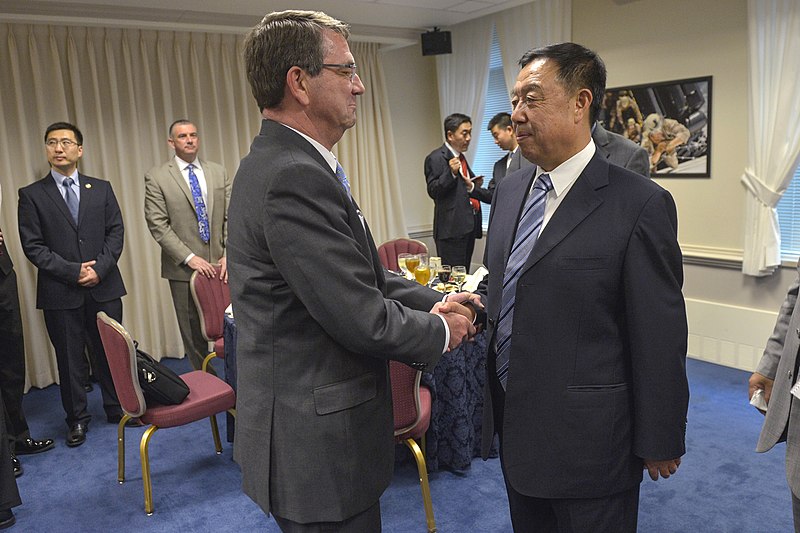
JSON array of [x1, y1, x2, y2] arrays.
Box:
[[429, 292, 484, 351]]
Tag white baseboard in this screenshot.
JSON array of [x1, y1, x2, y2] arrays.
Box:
[[686, 298, 777, 371]]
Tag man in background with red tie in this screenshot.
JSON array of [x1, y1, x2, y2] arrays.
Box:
[[424, 113, 490, 269], [144, 120, 231, 371], [18, 122, 126, 447]]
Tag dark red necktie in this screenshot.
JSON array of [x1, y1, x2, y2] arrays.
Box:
[[460, 154, 480, 212]]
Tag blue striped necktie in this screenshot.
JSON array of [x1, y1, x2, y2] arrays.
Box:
[[495, 173, 553, 390], [187, 164, 210, 243], [335, 162, 351, 198]]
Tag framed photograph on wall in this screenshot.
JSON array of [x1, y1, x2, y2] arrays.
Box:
[[598, 76, 712, 177]]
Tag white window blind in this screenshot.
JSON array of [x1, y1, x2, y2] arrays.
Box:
[[472, 26, 512, 229], [777, 165, 800, 263]]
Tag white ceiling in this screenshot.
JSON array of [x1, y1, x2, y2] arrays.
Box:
[[0, 0, 534, 45]]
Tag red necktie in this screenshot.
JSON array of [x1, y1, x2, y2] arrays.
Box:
[[460, 154, 480, 212]]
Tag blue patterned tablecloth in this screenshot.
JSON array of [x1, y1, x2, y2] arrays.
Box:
[[421, 332, 499, 472]]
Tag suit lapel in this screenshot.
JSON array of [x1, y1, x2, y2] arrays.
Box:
[[42, 175, 77, 230], [496, 167, 536, 272], [167, 161, 196, 211], [520, 154, 608, 275]]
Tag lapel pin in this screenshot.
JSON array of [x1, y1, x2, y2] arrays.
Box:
[[85, 183, 92, 189]]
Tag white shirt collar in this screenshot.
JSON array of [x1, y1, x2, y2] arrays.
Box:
[[445, 142, 462, 158], [175, 155, 199, 172], [535, 139, 596, 197], [280, 123, 338, 173]]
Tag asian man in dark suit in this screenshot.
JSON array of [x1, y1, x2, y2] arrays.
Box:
[[478, 43, 689, 532], [18, 122, 126, 448], [592, 121, 650, 178], [229, 10, 475, 532], [486, 112, 533, 201], [424, 114, 490, 268]]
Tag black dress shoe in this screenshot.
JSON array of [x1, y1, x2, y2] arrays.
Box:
[[66, 423, 88, 447], [15, 437, 55, 455], [11, 455, 21, 478], [0, 509, 14, 529]]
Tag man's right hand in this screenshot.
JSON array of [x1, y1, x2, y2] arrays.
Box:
[[448, 156, 462, 177], [432, 303, 475, 351], [187, 256, 216, 278], [748, 371, 774, 406]]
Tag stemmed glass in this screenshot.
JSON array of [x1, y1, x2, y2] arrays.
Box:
[[451, 266, 467, 292], [397, 253, 413, 279], [413, 254, 431, 286], [437, 265, 452, 291]]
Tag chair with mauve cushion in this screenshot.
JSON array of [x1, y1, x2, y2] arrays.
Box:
[[377, 238, 428, 272], [391, 360, 436, 532], [189, 267, 230, 373], [96, 311, 236, 515]]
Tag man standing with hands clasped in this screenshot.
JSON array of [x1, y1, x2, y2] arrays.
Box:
[[229, 10, 476, 532], [18, 122, 127, 447], [477, 43, 689, 532], [144, 120, 231, 371]]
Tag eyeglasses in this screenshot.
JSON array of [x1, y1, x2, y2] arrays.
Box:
[[45, 139, 78, 149], [322, 63, 358, 82]]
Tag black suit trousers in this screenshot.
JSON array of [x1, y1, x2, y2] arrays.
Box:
[[0, 268, 29, 448], [43, 297, 122, 426], [436, 234, 475, 270], [0, 391, 20, 511]]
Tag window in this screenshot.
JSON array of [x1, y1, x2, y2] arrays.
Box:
[[776, 165, 800, 262], [471, 26, 512, 228]]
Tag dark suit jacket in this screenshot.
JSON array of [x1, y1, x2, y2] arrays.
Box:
[[593, 123, 650, 178], [0, 234, 14, 308], [228, 120, 446, 523], [424, 144, 488, 238], [487, 148, 534, 202], [480, 152, 688, 499], [18, 173, 125, 310]]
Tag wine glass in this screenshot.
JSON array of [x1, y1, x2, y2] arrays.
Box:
[[451, 266, 467, 292], [437, 265, 452, 291], [413, 254, 431, 286], [397, 253, 413, 279], [429, 256, 442, 275], [405, 254, 421, 280]]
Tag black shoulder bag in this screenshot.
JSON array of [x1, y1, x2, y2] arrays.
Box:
[[133, 342, 190, 405]]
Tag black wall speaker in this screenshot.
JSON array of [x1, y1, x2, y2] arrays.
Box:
[[421, 29, 452, 56]]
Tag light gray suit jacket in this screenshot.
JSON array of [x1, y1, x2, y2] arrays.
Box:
[[144, 158, 230, 281], [756, 264, 800, 495], [228, 120, 446, 523], [593, 123, 650, 178]]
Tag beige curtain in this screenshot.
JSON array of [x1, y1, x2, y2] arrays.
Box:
[[0, 23, 261, 388], [338, 41, 408, 246], [0, 22, 406, 389]]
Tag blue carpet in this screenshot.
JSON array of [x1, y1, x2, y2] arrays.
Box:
[[8, 357, 791, 531]]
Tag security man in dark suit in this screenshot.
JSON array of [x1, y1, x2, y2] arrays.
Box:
[[18, 122, 127, 448]]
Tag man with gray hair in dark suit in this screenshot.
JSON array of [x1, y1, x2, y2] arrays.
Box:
[[229, 10, 476, 532]]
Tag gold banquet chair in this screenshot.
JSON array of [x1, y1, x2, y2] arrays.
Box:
[[96, 312, 236, 515], [189, 267, 230, 373], [391, 360, 437, 532]]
